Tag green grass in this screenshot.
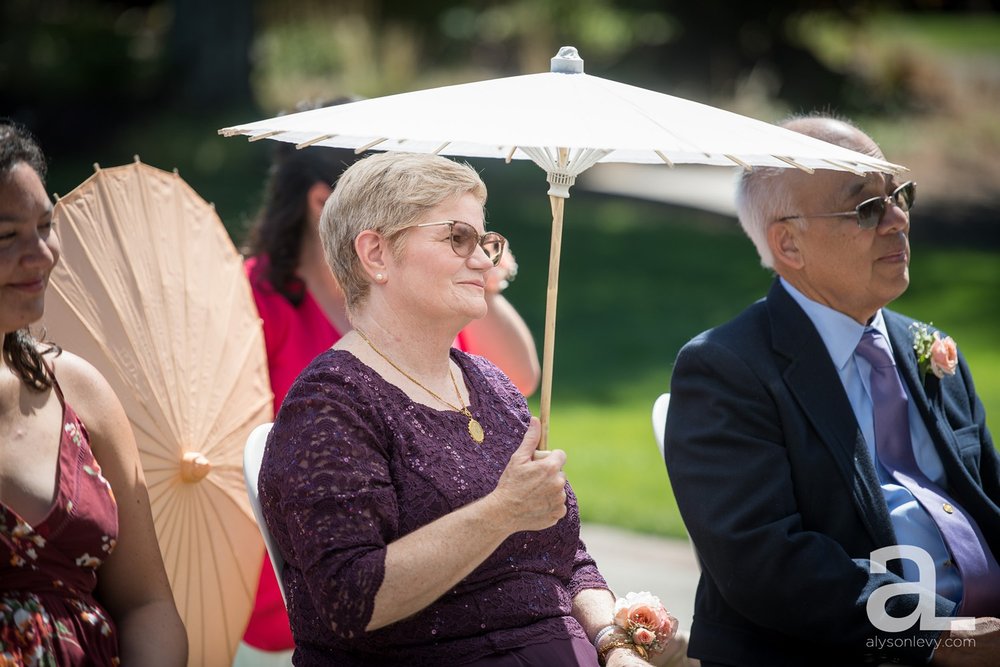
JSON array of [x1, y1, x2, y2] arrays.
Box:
[[552, 402, 686, 537]]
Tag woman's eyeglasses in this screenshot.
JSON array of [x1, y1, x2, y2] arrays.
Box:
[[778, 181, 916, 230], [413, 220, 507, 266]]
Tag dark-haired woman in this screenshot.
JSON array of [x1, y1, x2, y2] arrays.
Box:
[[0, 122, 187, 665]]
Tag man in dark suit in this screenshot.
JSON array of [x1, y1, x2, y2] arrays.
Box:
[[663, 115, 1000, 667]]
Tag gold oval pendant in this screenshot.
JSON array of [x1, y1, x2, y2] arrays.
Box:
[[468, 418, 484, 444]]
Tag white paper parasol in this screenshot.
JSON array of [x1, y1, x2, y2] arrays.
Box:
[[219, 46, 906, 447]]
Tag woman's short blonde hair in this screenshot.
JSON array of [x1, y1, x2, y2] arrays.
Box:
[[320, 152, 487, 312]]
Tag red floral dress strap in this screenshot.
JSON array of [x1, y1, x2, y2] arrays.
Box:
[[0, 369, 121, 665]]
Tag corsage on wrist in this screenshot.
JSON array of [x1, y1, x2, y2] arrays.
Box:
[[597, 591, 678, 664]]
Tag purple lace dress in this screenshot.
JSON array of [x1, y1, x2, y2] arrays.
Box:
[[259, 348, 608, 666]]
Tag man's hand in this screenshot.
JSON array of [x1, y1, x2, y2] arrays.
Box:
[[931, 617, 1000, 667], [649, 629, 700, 667]]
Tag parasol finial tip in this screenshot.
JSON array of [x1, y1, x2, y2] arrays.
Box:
[[180, 451, 212, 483], [133, 154, 141, 164], [92, 163, 101, 173], [551, 46, 583, 74]]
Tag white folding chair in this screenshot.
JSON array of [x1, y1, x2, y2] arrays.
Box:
[[243, 422, 286, 605], [651, 392, 670, 456]]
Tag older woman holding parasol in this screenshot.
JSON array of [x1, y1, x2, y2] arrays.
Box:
[[258, 151, 674, 666]]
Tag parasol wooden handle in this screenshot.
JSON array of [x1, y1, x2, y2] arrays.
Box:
[[538, 193, 565, 450]]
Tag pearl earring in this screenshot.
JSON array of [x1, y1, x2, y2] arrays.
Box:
[[375, 273, 385, 282]]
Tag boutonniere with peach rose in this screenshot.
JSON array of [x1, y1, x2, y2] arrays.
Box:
[[909, 321, 958, 381]]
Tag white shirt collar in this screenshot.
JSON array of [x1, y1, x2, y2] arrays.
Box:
[[779, 277, 891, 369]]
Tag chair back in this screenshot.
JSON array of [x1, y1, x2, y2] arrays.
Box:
[[651, 392, 671, 456], [243, 422, 287, 605]]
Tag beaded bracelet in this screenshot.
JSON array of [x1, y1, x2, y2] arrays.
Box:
[[593, 624, 619, 649]]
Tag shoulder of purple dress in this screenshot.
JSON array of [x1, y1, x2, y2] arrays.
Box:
[[267, 349, 392, 468], [284, 349, 372, 404]]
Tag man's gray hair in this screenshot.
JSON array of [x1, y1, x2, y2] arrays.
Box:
[[735, 112, 863, 269], [735, 167, 796, 269]]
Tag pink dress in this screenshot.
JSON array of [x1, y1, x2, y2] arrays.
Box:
[[0, 382, 120, 665]]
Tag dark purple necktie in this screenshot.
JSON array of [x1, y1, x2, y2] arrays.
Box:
[[856, 329, 1000, 616]]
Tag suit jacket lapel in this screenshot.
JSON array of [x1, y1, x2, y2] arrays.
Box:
[[885, 313, 938, 419], [884, 311, 962, 477], [767, 282, 895, 546]]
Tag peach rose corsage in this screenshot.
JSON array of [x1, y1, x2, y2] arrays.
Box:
[[611, 591, 678, 660]]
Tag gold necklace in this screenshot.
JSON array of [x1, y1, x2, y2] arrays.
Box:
[[355, 329, 484, 444]]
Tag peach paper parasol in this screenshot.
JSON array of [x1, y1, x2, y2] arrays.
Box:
[[42, 158, 272, 667]]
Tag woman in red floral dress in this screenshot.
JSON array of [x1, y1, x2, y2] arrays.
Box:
[[0, 121, 187, 665]]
